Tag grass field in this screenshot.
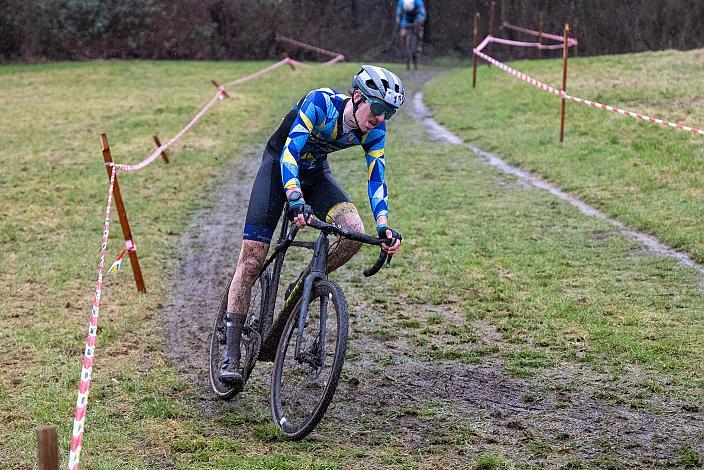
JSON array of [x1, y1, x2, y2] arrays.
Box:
[[425, 48, 704, 262], [1, 51, 703, 468]]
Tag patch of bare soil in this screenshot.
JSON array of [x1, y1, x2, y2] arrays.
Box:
[[164, 71, 703, 468]]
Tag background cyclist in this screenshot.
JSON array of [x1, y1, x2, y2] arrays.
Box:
[[218, 65, 405, 388], [396, 0, 426, 56]]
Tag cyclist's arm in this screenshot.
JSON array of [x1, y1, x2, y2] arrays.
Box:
[[280, 91, 326, 194], [362, 124, 389, 231], [416, 0, 426, 23], [395, 0, 403, 25]]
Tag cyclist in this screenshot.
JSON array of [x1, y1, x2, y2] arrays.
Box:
[[218, 65, 405, 388], [396, 0, 426, 55]]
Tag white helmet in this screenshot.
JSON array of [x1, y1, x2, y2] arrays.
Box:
[[352, 65, 405, 109], [403, 0, 416, 12]]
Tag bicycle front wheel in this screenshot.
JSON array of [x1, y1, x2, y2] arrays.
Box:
[[270, 279, 348, 439]]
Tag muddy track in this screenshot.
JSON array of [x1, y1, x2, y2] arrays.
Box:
[[164, 70, 703, 468]]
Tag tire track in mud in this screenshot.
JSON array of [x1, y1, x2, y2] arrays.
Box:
[[164, 70, 703, 467]]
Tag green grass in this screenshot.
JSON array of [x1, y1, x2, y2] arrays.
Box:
[[0, 59, 362, 468], [424, 48, 704, 262], [3, 52, 704, 468]]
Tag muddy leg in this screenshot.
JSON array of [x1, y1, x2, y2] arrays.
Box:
[[325, 203, 364, 274], [227, 239, 269, 314], [220, 239, 269, 385]]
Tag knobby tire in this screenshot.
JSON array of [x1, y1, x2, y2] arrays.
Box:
[[270, 279, 348, 440]]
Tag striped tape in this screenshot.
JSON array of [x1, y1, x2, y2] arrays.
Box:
[[502, 21, 578, 45], [68, 168, 117, 470], [276, 35, 344, 59], [473, 43, 704, 137], [489, 36, 573, 50], [114, 59, 291, 173]]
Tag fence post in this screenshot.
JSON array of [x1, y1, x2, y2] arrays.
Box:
[[37, 426, 59, 470], [152, 135, 169, 164], [472, 12, 480, 88], [100, 133, 147, 293], [538, 11, 544, 59], [560, 23, 570, 142]]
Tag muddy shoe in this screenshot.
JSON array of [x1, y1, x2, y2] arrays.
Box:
[[218, 311, 246, 389], [218, 357, 244, 389]]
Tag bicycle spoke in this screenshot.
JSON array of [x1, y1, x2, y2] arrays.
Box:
[[271, 281, 348, 439], [280, 295, 337, 423]]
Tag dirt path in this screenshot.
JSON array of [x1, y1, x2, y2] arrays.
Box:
[[164, 70, 703, 468]]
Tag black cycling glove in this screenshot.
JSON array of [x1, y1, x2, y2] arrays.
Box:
[[287, 202, 312, 222], [377, 226, 402, 245]]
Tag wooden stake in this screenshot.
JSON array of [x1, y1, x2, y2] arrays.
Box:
[[100, 133, 146, 293], [153, 135, 169, 164], [538, 11, 544, 59], [472, 12, 480, 88], [282, 52, 296, 70], [210, 80, 229, 98], [560, 23, 570, 143], [36, 426, 59, 470]]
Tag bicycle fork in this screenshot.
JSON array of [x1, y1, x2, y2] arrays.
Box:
[[294, 233, 329, 367]]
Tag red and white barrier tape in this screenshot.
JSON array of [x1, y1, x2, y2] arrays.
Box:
[[286, 57, 311, 69], [223, 58, 290, 87], [276, 35, 345, 60], [473, 43, 704, 137], [68, 167, 117, 470], [502, 21, 578, 45], [114, 59, 291, 173], [489, 36, 572, 50], [324, 54, 346, 65], [115, 89, 224, 172], [108, 239, 136, 274]]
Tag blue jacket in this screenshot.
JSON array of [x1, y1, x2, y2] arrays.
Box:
[[396, 0, 426, 28]]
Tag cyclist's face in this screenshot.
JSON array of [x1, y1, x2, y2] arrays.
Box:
[[354, 90, 385, 132]]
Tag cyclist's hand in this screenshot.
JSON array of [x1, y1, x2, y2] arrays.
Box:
[[413, 20, 423, 34], [377, 226, 402, 254], [287, 202, 313, 228]]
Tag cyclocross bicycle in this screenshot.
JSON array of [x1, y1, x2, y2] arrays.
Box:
[[209, 207, 397, 439], [403, 25, 422, 70]]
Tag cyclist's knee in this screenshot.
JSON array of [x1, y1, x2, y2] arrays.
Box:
[[327, 202, 364, 254], [237, 240, 268, 279]]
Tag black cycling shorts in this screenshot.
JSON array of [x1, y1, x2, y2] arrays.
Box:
[[243, 148, 353, 244]]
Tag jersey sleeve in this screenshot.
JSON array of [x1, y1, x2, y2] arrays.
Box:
[[280, 90, 327, 190], [416, 0, 426, 22], [395, 0, 403, 24], [362, 123, 389, 222]]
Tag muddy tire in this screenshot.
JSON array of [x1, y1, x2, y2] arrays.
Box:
[[209, 269, 270, 399], [270, 279, 348, 439]]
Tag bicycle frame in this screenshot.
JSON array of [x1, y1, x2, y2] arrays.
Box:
[[257, 209, 391, 361], [258, 212, 331, 366]]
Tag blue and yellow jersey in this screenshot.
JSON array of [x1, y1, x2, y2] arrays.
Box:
[[276, 88, 389, 222]]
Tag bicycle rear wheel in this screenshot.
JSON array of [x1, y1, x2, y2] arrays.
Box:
[[209, 269, 270, 399], [270, 279, 348, 439]]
